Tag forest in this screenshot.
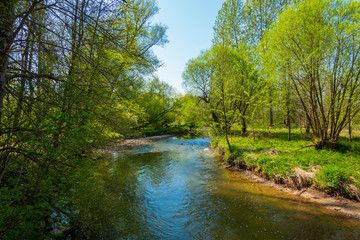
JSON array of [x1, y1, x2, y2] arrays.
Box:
[[0, 0, 360, 238]]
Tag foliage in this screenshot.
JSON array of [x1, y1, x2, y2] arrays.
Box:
[[136, 77, 179, 129], [172, 94, 209, 127], [262, 0, 360, 147], [0, 0, 173, 238]]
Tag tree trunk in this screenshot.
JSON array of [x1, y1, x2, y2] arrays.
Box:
[[222, 101, 232, 153], [225, 130, 232, 153], [269, 105, 273, 127], [305, 120, 310, 134], [349, 112, 352, 143], [287, 110, 291, 141], [241, 116, 246, 136], [0, 50, 8, 121], [0, 1, 16, 121], [211, 111, 219, 125]]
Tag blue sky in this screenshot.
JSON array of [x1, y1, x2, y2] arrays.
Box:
[[152, 0, 224, 94]]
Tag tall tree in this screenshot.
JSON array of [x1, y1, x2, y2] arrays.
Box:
[[182, 49, 224, 128], [213, 0, 264, 136], [243, 0, 290, 126], [262, 0, 360, 148], [210, 44, 237, 152]]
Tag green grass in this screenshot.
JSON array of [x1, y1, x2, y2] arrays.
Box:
[[211, 128, 360, 199]]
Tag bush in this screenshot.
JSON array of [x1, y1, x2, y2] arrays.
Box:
[[315, 165, 351, 191]]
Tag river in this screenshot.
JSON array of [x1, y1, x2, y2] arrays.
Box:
[[85, 135, 360, 239]]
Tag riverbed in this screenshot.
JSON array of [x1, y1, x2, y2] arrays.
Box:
[[86, 135, 360, 239]]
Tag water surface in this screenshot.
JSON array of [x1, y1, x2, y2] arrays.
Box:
[[88, 136, 360, 239]]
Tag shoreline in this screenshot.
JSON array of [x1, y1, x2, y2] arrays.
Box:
[[96, 129, 207, 155], [211, 147, 360, 221]]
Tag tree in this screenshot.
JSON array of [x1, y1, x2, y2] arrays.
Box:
[[242, 0, 290, 126], [182, 50, 221, 126], [170, 94, 209, 127], [213, 0, 243, 47], [262, 0, 360, 148], [213, 0, 264, 136], [137, 77, 178, 129], [0, 0, 168, 238], [210, 44, 236, 152], [242, 0, 290, 47]]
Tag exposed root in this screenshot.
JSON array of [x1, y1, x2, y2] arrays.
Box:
[[343, 184, 360, 201], [294, 141, 338, 151], [294, 167, 315, 187], [260, 148, 279, 156]]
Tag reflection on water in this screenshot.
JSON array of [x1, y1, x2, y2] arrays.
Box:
[[87, 136, 360, 239]]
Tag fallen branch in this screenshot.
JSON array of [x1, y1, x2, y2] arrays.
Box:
[[293, 143, 316, 151]]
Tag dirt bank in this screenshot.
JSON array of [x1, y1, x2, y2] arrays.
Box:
[[219, 157, 360, 221]]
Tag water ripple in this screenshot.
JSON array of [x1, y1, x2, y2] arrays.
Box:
[[87, 136, 360, 240]]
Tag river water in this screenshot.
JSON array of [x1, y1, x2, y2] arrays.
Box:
[[87, 136, 360, 239]]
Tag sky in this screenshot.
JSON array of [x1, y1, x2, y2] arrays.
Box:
[[152, 0, 224, 94]]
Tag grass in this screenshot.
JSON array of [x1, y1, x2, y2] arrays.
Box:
[[211, 128, 360, 200]]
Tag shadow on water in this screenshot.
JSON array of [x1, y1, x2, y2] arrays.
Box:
[[82, 136, 360, 240]]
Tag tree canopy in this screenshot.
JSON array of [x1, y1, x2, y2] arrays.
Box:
[[0, 0, 178, 238]]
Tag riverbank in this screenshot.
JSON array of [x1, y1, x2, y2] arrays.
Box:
[[95, 128, 207, 155], [211, 129, 360, 219], [94, 134, 172, 155]]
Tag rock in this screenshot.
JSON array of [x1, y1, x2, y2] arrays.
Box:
[[51, 225, 72, 237]]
